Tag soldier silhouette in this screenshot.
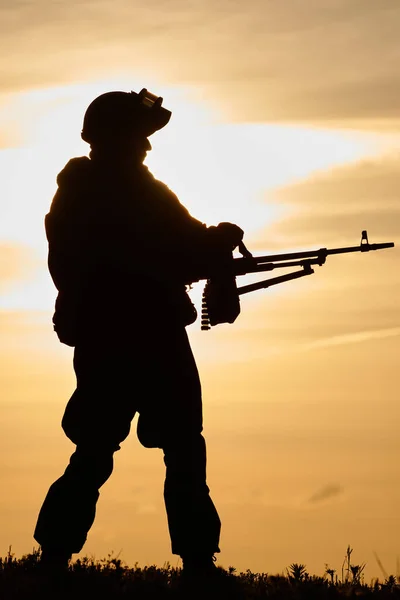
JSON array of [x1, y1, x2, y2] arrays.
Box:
[[34, 88, 243, 576]]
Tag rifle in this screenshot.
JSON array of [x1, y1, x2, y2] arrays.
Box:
[[190, 230, 395, 330]]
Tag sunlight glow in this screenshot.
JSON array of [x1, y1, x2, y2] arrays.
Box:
[[0, 78, 397, 311]]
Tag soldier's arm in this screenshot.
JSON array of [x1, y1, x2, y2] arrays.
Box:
[[151, 179, 244, 281], [154, 178, 243, 245]]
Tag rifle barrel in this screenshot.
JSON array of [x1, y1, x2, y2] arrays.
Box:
[[326, 242, 394, 255], [233, 241, 394, 274], [186, 238, 394, 284]]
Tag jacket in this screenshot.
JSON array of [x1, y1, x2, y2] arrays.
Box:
[[45, 156, 225, 345]]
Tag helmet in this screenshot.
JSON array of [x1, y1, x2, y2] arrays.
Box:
[[81, 88, 172, 144]]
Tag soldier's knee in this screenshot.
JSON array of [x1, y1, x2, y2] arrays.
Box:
[[67, 446, 115, 487], [163, 431, 206, 452], [163, 432, 207, 475], [137, 413, 204, 451], [136, 415, 163, 449]]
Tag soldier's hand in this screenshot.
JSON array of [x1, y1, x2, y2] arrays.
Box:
[[216, 222, 244, 249]]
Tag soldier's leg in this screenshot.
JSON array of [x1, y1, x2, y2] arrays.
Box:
[[137, 326, 221, 559], [34, 344, 136, 559], [34, 441, 116, 556], [163, 433, 221, 557]]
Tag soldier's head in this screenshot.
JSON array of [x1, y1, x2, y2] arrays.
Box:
[[81, 88, 171, 163]]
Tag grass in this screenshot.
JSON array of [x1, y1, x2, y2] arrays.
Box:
[[1, 546, 400, 599]]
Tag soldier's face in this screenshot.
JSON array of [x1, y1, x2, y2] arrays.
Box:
[[124, 135, 152, 163], [136, 137, 152, 162]]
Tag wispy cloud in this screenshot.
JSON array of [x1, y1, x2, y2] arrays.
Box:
[[251, 152, 400, 250], [275, 153, 400, 210], [1, 1, 400, 125], [302, 327, 400, 351], [308, 483, 344, 504]]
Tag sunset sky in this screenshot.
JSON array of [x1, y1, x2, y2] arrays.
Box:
[[0, 0, 399, 583]]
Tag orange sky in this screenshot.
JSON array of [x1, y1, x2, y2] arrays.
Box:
[[0, 0, 399, 583]]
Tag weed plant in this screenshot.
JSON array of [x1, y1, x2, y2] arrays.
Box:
[[1, 546, 400, 599]]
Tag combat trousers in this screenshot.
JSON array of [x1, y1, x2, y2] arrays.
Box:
[[34, 326, 221, 557]]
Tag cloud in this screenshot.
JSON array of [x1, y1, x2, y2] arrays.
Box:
[[274, 153, 400, 209], [308, 484, 344, 504], [258, 208, 399, 249], [250, 153, 400, 250], [1, 1, 400, 124], [302, 327, 400, 351]]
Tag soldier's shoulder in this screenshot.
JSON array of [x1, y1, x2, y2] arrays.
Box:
[[143, 169, 179, 202], [56, 156, 91, 188], [48, 157, 92, 219]]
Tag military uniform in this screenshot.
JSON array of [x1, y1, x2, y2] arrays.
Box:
[[34, 154, 222, 559]]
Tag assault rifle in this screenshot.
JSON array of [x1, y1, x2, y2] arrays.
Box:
[[189, 230, 395, 330]]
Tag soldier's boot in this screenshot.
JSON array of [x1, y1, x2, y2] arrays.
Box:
[[39, 547, 72, 574], [181, 553, 219, 578]]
